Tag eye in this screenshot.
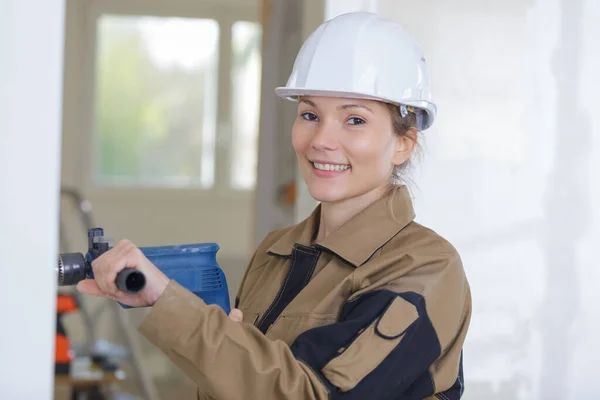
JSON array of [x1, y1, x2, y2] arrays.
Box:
[[347, 117, 366, 126], [300, 112, 318, 122]]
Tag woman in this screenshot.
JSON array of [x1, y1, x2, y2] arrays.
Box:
[[78, 11, 471, 400]]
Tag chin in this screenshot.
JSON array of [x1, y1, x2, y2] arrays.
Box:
[[307, 183, 348, 204], [306, 179, 388, 206]]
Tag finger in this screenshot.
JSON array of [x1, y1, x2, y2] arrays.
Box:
[[94, 240, 138, 296], [100, 240, 134, 273], [228, 308, 243, 322], [76, 279, 114, 299], [90, 244, 124, 293], [103, 241, 136, 295]]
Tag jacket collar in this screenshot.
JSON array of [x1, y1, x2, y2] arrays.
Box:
[[267, 186, 415, 267]]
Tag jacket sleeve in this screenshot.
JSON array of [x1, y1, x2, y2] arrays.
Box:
[[138, 270, 469, 400]]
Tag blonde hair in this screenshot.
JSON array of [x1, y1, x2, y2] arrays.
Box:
[[383, 102, 421, 196]]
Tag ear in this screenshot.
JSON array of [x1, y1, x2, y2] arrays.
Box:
[[392, 128, 418, 166]]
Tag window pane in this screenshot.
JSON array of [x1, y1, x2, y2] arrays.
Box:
[[94, 16, 219, 188], [230, 21, 262, 190]]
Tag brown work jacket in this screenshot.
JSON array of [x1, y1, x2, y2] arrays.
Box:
[[138, 186, 472, 399]]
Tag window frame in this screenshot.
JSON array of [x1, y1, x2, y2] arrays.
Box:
[[80, 0, 262, 201]]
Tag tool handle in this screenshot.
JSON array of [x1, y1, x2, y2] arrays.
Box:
[[115, 268, 146, 294]]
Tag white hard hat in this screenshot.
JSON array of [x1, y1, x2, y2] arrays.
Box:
[[275, 12, 436, 130]]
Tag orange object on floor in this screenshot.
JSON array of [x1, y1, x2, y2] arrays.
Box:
[[55, 294, 78, 375]]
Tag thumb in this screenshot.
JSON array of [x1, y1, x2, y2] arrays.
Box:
[[228, 308, 243, 322], [76, 279, 109, 298]]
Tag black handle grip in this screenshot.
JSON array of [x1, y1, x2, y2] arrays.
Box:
[[115, 268, 146, 294]]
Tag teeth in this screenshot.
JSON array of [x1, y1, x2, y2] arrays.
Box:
[[313, 162, 350, 171]]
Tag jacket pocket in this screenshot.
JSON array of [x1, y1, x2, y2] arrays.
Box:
[[321, 296, 419, 392]]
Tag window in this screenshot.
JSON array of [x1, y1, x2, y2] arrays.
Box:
[[230, 21, 263, 190], [94, 16, 219, 188]]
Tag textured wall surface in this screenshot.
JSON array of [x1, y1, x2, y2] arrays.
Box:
[[324, 0, 600, 398]]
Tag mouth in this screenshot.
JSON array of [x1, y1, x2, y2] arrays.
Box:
[[310, 160, 351, 174]]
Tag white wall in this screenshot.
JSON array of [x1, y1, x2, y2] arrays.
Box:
[[324, 0, 600, 398], [0, 0, 65, 399]]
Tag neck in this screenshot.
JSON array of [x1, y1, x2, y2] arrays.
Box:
[[315, 186, 387, 242]]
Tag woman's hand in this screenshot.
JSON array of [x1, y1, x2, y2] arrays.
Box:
[[228, 308, 243, 322], [76, 239, 170, 307]]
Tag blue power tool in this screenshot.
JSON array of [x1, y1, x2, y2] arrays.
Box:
[[57, 228, 231, 314]]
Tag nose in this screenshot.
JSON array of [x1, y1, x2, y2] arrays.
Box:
[[310, 120, 339, 151]]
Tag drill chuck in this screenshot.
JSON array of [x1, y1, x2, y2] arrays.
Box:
[[58, 253, 87, 286]]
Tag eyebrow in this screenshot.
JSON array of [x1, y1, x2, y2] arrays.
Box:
[[299, 99, 374, 114], [337, 104, 374, 114], [299, 98, 317, 107]]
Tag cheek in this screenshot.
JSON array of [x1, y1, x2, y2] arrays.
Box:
[[292, 124, 310, 155], [379, 137, 397, 165], [345, 134, 392, 169]]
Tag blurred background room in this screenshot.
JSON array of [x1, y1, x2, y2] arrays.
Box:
[[1, 0, 599, 399]]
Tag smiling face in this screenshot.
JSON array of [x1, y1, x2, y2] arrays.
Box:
[[292, 96, 415, 206]]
